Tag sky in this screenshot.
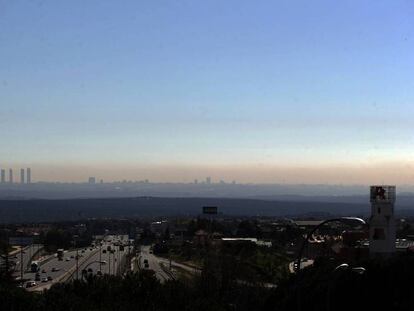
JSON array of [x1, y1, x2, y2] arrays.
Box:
[[1, 0, 414, 183]]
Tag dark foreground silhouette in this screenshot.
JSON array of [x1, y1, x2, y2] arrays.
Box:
[[1, 254, 414, 311]]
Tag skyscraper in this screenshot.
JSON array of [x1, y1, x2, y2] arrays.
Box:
[[27, 168, 31, 184], [9, 169, 13, 183], [0, 169, 5, 183], [20, 168, 25, 184], [206, 177, 211, 184]]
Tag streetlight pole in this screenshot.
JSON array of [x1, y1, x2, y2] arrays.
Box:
[[80, 260, 106, 279], [99, 242, 102, 273], [73, 235, 79, 280], [295, 217, 366, 272], [112, 250, 115, 275], [20, 242, 23, 283], [108, 250, 111, 275], [295, 217, 366, 311]]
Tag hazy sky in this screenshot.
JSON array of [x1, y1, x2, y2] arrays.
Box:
[[1, 1, 414, 183]]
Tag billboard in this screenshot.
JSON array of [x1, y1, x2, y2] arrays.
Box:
[[203, 206, 218, 215]]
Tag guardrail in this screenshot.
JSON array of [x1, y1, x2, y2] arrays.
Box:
[[29, 248, 101, 291], [62, 248, 101, 282], [159, 262, 176, 280]]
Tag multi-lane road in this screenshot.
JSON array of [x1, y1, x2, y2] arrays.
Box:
[[10, 244, 42, 276], [138, 245, 172, 282], [13, 239, 200, 290], [25, 247, 98, 291], [73, 236, 133, 280], [22, 235, 132, 291], [138, 245, 201, 283]]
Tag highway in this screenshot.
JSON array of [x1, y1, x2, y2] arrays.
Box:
[[138, 245, 173, 282], [19, 235, 132, 291], [10, 244, 43, 278], [138, 245, 202, 282], [74, 236, 132, 279], [25, 247, 99, 291]]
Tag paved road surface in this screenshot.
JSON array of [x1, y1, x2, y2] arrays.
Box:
[[139, 246, 173, 282], [289, 259, 314, 273], [76, 243, 130, 278], [26, 247, 98, 291], [66, 235, 132, 280], [21, 235, 132, 290], [10, 244, 43, 278]]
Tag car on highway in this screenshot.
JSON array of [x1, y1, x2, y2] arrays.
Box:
[[144, 263, 149, 269], [35, 273, 41, 281], [41, 269, 46, 273], [47, 276, 53, 281], [143, 259, 148, 264], [65, 257, 70, 261], [25, 281, 37, 288], [51, 267, 60, 272], [41, 277, 48, 283], [102, 250, 107, 254]]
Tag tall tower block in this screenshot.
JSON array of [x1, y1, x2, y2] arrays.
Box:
[[20, 169, 25, 184], [369, 185, 396, 257], [27, 168, 31, 184]]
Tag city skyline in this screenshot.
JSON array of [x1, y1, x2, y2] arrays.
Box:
[[1, 1, 413, 184], [1, 162, 414, 185]]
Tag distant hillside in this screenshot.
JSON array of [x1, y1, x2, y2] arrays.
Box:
[[1, 196, 413, 224], [3, 182, 414, 201]]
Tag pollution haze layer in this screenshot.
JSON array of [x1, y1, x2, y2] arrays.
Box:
[[2, 161, 414, 185]]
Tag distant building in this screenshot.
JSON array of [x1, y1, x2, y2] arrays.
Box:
[[26, 168, 31, 184], [0, 169, 5, 183], [221, 238, 272, 247], [194, 179, 198, 184], [206, 177, 211, 184], [20, 168, 25, 184], [150, 220, 169, 237], [369, 185, 396, 257], [293, 220, 324, 229], [88, 177, 96, 184], [9, 169, 13, 183], [193, 229, 209, 246]]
